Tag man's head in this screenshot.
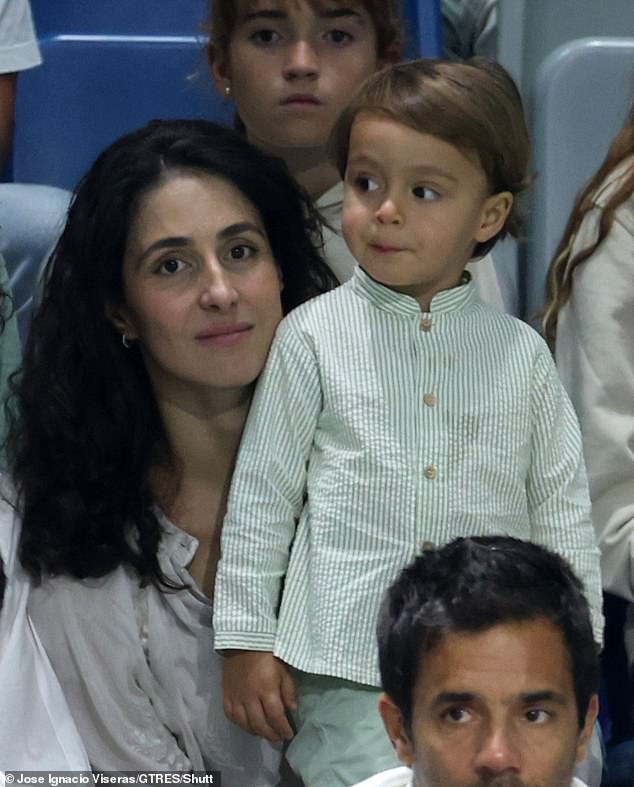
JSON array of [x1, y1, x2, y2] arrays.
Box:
[[377, 537, 599, 787]]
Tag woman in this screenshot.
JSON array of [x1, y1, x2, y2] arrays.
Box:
[[543, 103, 634, 787], [5, 118, 335, 778]]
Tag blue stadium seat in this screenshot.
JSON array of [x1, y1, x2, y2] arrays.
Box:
[[524, 36, 634, 319], [13, 35, 229, 190]]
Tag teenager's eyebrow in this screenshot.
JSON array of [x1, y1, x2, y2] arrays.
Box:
[[241, 10, 289, 24], [240, 7, 364, 24]]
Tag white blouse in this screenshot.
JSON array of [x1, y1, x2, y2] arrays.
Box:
[[28, 509, 281, 784]]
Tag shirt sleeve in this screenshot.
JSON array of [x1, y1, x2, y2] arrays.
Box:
[[214, 320, 322, 651], [556, 197, 634, 602], [526, 345, 604, 645], [28, 572, 192, 770], [0, 0, 42, 73]]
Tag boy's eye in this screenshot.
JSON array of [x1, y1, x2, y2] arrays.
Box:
[[356, 175, 380, 193], [157, 257, 186, 275], [250, 29, 281, 46], [325, 29, 353, 45], [413, 186, 439, 201], [228, 244, 256, 261]]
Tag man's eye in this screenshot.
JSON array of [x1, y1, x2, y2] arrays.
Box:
[[325, 29, 353, 45], [413, 186, 439, 201], [251, 29, 281, 45], [525, 709, 551, 724], [444, 707, 471, 724]]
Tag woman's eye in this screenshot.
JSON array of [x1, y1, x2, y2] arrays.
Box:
[[251, 29, 281, 46], [157, 257, 186, 275], [228, 244, 256, 261], [356, 176, 380, 193], [325, 29, 353, 45], [413, 186, 439, 201]]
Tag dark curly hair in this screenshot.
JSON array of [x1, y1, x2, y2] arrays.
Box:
[[7, 118, 336, 587]]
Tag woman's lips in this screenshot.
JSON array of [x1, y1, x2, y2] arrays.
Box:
[[195, 323, 253, 346]]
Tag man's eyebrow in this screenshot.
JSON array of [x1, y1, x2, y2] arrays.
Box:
[[432, 691, 476, 708], [519, 690, 567, 706]]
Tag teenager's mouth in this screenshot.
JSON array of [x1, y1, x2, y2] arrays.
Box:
[[281, 94, 322, 106]]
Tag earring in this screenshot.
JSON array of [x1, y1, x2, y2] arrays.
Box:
[[224, 83, 232, 98], [122, 333, 133, 349]]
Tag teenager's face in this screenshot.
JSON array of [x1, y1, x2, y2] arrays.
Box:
[[342, 115, 511, 310], [213, 0, 380, 154], [111, 173, 283, 403], [380, 619, 598, 787]]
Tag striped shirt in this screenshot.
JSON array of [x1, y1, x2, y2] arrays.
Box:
[[214, 267, 603, 686]]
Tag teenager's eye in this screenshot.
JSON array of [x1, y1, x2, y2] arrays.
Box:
[[443, 707, 472, 724], [250, 29, 281, 46], [156, 257, 187, 275], [525, 709, 551, 724], [325, 29, 353, 45], [228, 244, 256, 261], [413, 185, 439, 201], [355, 176, 380, 193]]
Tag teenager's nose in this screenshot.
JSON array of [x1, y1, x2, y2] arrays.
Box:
[[472, 724, 521, 776], [199, 266, 239, 311], [375, 197, 403, 225], [284, 40, 319, 79]]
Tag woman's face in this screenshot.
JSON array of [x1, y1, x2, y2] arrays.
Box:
[[111, 172, 283, 403]]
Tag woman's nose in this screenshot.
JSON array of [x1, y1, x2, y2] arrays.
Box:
[[198, 267, 239, 311]]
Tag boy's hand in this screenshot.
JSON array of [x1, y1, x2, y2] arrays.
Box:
[[222, 650, 297, 743]]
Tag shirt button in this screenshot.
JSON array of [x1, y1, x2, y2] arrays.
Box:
[[423, 393, 436, 407], [420, 318, 432, 332], [419, 540, 436, 552], [424, 465, 437, 479]]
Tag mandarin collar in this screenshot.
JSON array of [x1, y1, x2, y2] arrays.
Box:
[[351, 265, 477, 317]]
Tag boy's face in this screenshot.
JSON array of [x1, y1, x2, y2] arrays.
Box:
[[379, 619, 598, 787], [342, 114, 511, 310], [212, 1, 380, 155]]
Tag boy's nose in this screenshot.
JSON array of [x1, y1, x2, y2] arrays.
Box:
[[375, 197, 403, 225], [284, 40, 319, 79]]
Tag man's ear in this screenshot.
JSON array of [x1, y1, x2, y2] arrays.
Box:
[[475, 191, 513, 244], [378, 693, 414, 766], [574, 693, 599, 765], [105, 302, 138, 342]]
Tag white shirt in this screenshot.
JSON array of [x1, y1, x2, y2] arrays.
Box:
[[28, 509, 280, 784], [555, 158, 634, 600], [0, 477, 89, 770], [0, 0, 41, 73], [350, 767, 589, 786]]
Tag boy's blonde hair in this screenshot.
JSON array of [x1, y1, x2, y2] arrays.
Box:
[[330, 58, 531, 257], [205, 0, 402, 64]]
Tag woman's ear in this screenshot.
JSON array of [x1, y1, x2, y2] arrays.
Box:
[[475, 191, 513, 244], [105, 302, 138, 342], [378, 693, 414, 766]]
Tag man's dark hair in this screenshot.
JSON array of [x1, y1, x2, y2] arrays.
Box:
[[0, 556, 5, 610], [378, 536, 599, 730]]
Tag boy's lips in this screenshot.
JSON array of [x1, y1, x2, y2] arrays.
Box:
[[370, 243, 406, 253]]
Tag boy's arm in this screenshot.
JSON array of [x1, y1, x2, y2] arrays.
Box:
[[214, 321, 322, 739], [526, 347, 604, 646]]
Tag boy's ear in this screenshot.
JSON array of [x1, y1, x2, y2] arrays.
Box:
[[475, 191, 513, 243], [378, 693, 414, 766]]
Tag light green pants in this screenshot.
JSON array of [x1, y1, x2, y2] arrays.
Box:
[[285, 671, 401, 787]]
